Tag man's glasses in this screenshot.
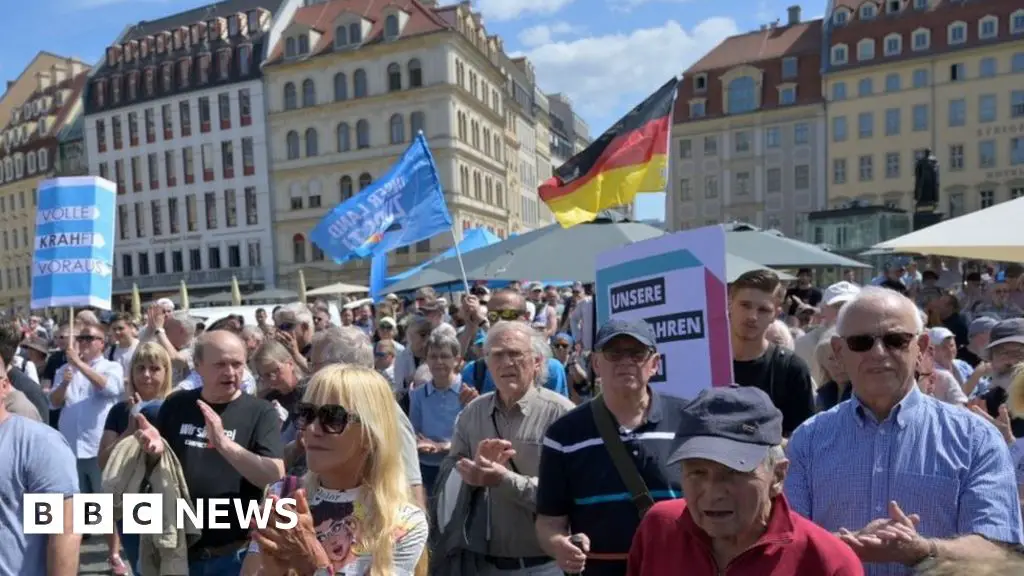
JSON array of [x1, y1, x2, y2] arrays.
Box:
[[601, 347, 655, 363], [552, 343, 570, 349], [844, 332, 916, 353], [487, 309, 521, 323], [295, 403, 360, 435], [277, 323, 295, 332], [75, 335, 101, 343]]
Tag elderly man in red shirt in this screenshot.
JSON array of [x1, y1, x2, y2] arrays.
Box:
[[626, 386, 863, 576]]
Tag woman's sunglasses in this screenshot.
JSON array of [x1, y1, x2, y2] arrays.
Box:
[[844, 332, 916, 353], [295, 402, 360, 435], [487, 309, 521, 323]]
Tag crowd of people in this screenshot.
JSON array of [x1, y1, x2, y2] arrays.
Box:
[[2, 263, 1024, 575]]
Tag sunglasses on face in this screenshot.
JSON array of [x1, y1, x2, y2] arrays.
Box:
[[487, 309, 521, 323], [844, 332, 917, 353], [76, 335, 102, 343], [277, 323, 295, 332], [295, 402, 360, 435], [601, 347, 655, 363], [552, 343, 570, 349]]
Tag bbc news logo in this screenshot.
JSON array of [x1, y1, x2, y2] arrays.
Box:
[[23, 494, 298, 535]]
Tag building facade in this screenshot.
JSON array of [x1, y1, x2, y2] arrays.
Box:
[[0, 56, 89, 312], [666, 6, 826, 235], [503, 56, 541, 232], [823, 0, 1024, 217], [265, 0, 510, 287], [83, 0, 301, 302]]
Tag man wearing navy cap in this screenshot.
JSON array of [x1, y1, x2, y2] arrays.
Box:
[[537, 318, 687, 576], [627, 387, 862, 576]]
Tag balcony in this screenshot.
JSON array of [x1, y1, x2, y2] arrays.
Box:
[[113, 267, 265, 293]]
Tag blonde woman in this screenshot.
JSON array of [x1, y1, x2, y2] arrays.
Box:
[[813, 330, 852, 411], [242, 365, 428, 576], [98, 342, 173, 576]]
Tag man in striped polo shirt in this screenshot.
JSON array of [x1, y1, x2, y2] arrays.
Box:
[[536, 318, 686, 576]]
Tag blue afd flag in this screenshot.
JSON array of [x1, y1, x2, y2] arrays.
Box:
[[311, 132, 452, 263], [31, 177, 117, 310]]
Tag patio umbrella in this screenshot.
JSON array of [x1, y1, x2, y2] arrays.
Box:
[[130, 284, 141, 319], [231, 276, 242, 306], [307, 282, 369, 296], [179, 280, 190, 311], [726, 230, 870, 269], [245, 288, 298, 302], [869, 197, 1024, 261], [298, 270, 308, 304]]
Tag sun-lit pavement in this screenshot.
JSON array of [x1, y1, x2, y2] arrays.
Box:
[[79, 538, 114, 575]]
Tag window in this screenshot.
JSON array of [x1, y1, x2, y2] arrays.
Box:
[[831, 82, 847, 101], [726, 76, 756, 114], [302, 79, 316, 107], [335, 24, 349, 47], [980, 57, 997, 78], [694, 74, 707, 92], [122, 254, 133, 277], [833, 158, 847, 184], [949, 144, 964, 170], [238, 44, 252, 76], [913, 104, 929, 131], [297, 34, 309, 54], [244, 187, 258, 225], [690, 101, 705, 118], [885, 152, 900, 178], [145, 109, 156, 143], [205, 191, 218, 229], [979, 140, 996, 168], [118, 205, 129, 240], [980, 190, 995, 209], [948, 99, 966, 126], [734, 130, 751, 153], [148, 153, 159, 188], [832, 116, 848, 142], [766, 168, 781, 193], [794, 123, 809, 145], [884, 34, 901, 56], [408, 59, 423, 88], [1013, 137, 1024, 165], [858, 112, 874, 138], [186, 194, 198, 232], [912, 29, 930, 51], [387, 63, 401, 91], [765, 128, 780, 148], [950, 63, 965, 82], [1014, 11, 1024, 34], [885, 109, 900, 135], [353, 69, 367, 98], [794, 165, 809, 189], [218, 93, 231, 129], [1014, 52, 1024, 73], [858, 77, 873, 97], [1013, 91, 1024, 117], [389, 114, 405, 144], [735, 171, 751, 195], [858, 155, 873, 181], [201, 143, 214, 181], [885, 73, 901, 92], [979, 94, 997, 123], [781, 57, 797, 79], [339, 176, 353, 200], [704, 175, 718, 199], [349, 22, 362, 44], [410, 111, 425, 136], [356, 120, 370, 149], [224, 189, 238, 227], [703, 136, 717, 156], [336, 123, 351, 152], [179, 101, 191, 136], [333, 73, 347, 101], [834, 9, 848, 25], [198, 97, 211, 132], [284, 83, 297, 110], [678, 178, 691, 200], [979, 16, 998, 40], [860, 3, 876, 19], [286, 131, 300, 159], [305, 128, 318, 156], [912, 68, 929, 88], [384, 14, 400, 39], [948, 22, 967, 45], [831, 44, 848, 65], [133, 201, 144, 237], [858, 39, 875, 61], [183, 147, 194, 184], [128, 112, 139, 145], [207, 246, 221, 269], [285, 37, 296, 58], [358, 173, 372, 190], [221, 141, 234, 177], [779, 87, 796, 105]]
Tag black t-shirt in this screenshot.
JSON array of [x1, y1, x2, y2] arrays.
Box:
[[42, 351, 66, 383], [733, 344, 815, 435], [8, 367, 49, 422], [104, 400, 133, 435], [156, 388, 284, 548], [785, 286, 822, 315], [265, 379, 307, 434]]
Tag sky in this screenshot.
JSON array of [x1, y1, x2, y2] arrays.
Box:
[[0, 0, 825, 221]]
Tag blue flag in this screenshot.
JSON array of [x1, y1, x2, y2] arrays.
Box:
[[311, 132, 453, 263], [31, 177, 117, 310], [369, 252, 388, 303]]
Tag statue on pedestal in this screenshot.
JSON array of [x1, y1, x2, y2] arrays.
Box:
[[914, 149, 940, 209]]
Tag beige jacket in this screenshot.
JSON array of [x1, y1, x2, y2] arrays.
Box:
[[102, 435, 200, 576], [3, 389, 41, 421]]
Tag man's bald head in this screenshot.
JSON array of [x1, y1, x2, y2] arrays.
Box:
[[835, 286, 924, 337], [194, 330, 246, 365]]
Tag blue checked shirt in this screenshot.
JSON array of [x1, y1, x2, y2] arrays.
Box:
[[785, 385, 1023, 576]]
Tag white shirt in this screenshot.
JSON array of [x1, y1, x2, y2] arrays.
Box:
[[55, 357, 125, 458], [392, 347, 417, 393], [12, 353, 39, 384], [569, 298, 594, 351], [110, 341, 139, 379]]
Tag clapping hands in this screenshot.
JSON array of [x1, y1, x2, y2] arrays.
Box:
[[838, 501, 932, 566]]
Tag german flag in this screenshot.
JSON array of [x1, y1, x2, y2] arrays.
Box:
[[539, 77, 679, 228]]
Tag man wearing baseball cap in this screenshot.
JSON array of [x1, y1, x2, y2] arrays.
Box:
[[627, 387, 862, 575], [794, 281, 860, 384]]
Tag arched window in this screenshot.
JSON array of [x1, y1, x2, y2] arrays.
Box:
[[334, 25, 348, 47], [384, 14, 399, 39], [26, 152, 36, 174], [358, 173, 372, 190], [387, 63, 402, 91], [292, 234, 306, 263], [389, 114, 405, 144], [356, 119, 370, 149], [726, 76, 756, 114], [410, 111, 425, 136], [493, 134, 501, 162], [336, 122, 351, 152], [333, 72, 347, 101], [286, 131, 300, 159], [301, 79, 316, 107], [353, 69, 368, 98], [283, 82, 297, 110], [305, 128, 318, 156], [37, 148, 48, 170], [339, 175, 353, 200], [408, 59, 423, 88], [349, 23, 362, 44]]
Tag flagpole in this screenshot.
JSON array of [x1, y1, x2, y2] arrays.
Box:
[[449, 227, 471, 294]]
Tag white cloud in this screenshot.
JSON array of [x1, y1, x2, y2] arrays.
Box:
[[472, 0, 576, 21], [523, 18, 740, 132], [517, 22, 584, 48], [607, 0, 694, 11]]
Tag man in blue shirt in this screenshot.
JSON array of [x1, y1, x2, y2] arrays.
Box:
[[461, 288, 568, 397]]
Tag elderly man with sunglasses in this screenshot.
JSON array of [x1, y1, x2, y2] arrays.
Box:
[[785, 287, 1023, 575]]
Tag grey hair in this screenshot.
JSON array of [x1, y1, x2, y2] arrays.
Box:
[[835, 286, 925, 336], [765, 319, 794, 350], [275, 303, 313, 329], [425, 329, 460, 358], [313, 325, 373, 368], [431, 323, 457, 340], [483, 321, 549, 386], [764, 444, 786, 469], [241, 325, 263, 342], [170, 311, 197, 338]]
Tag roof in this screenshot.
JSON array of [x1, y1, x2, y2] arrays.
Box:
[[265, 0, 451, 64], [57, 113, 84, 143], [686, 20, 823, 74], [120, 0, 283, 42]]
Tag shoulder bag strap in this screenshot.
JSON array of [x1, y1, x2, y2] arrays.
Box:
[[489, 410, 521, 474], [590, 395, 654, 517]]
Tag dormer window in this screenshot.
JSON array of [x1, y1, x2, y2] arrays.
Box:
[[298, 34, 310, 54], [887, 0, 899, 13], [859, 3, 876, 19], [127, 72, 138, 100], [285, 37, 297, 58], [694, 73, 707, 92], [335, 25, 349, 47], [106, 47, 118, 66], [948, 21, 967, 45], [93, 80, 106, 108], [831, 44, 849, 65], [1013, 10, 1024, 34], [857, 39, 875, 61], [156, 34, 165, 53], [198, 54, 211, 84], [247, 10, 259, 33], [229, 15, 240, 36], [833, 9, 849, 25], [161, 63, 172, 91], [912, 28, 930, 50], [914, 0, 927, 9], [144, 68, 155, 96], [979, 16, 998, 40], [218, 49, 231, 79], [884, 34, 902, 56], [384, 14, 399, 40], [111, 75, 122, 104], [140, 39, 149, 59], [173, 31, 182, 50], [349, 22, 362, 44], [179, 59, 191, 87], [781, 57, 797, 80]]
